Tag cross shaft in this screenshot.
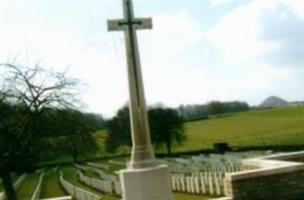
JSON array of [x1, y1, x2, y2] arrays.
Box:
[[107, 0, 155, 169]]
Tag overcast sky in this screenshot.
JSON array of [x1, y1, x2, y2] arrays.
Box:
[[0, 0, 303, 117]]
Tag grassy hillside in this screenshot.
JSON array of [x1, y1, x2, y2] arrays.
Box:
[[94, 106, 304, 154], [174, 106, 304, 152]]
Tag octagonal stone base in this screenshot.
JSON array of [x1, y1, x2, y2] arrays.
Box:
[[120, 164, 173, 200]]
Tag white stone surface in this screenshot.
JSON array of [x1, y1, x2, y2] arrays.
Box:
[[120, 165, 173, 200], [0, 193, 4, 200]]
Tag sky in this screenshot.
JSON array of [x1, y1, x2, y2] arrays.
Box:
[[0, 0, 303, 117]]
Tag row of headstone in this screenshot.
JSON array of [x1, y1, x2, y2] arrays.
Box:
[[39, 196, 72, 200], [77, 170, 121, 196], [87, 162, 110, 171], [164, 158, 243, 174], [167, 163, 242, 174], [77, 171, 113, 194], [94, 168, 118, 182], [59, 172, 100, 200], [53, 165, 60, 172], [113, 181, 122, 196], [13, 174, 27, 189], [108, 160, 126, 166], [74, 164, 88, 171], [171, 172, 225, 196], [31, 172, 45, 200], [75, 164, 117, 182]]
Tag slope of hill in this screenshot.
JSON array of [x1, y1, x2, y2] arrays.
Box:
[[259, 96, 288, 108], [174, 106, 304, 152], [93, 106, 304, 154]]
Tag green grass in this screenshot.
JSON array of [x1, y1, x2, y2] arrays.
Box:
[[40, 169, 66, 198], [93, 130, 131, 156], [172, 106, 304, 152], [91, 106, 304, 155], [17, 173, 40, 200], [174, 192, 209, 200], [81, 166, 101, 179], [92, 159, 127, 173]]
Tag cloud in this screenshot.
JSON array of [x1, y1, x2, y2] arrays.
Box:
[[205, 0, 304, 69], [281, 0, 304, 19], [1, 1, 303, 116], [206, 0, 280, 62], [140, 11, 203, 58], [136, 11, 212, 106], [210, 0, 229, 7]]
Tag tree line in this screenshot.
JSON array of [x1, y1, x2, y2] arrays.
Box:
[[177, 101, 250, 121]]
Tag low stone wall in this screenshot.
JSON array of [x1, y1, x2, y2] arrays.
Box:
[[214, 151, 304, 200]]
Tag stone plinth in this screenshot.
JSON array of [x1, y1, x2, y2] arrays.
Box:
[[120, 165, 173, 200]]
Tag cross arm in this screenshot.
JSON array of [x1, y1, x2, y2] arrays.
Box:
[[107, 18, 153, 31]]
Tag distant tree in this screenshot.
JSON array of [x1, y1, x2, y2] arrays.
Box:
[[49, 109, 99, 162], [225, 101, 249, 113], [85, 113, 106, 131], [0, 63, 80, 200], [149, 107, 185, 155], [207, 101, 249, 115], [178, 101, 249, 121], [105, 106, 185, 155], [105, 106, 131, 153], [177, 104, 209, 121], [207, 101, 226, 115]]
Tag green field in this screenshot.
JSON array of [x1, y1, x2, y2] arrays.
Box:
[[93, 106, 304, 154], [174, 106, 304, 152]]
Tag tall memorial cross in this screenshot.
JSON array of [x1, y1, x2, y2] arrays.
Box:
[[107, 1, 173, 199], [107, 0, 155, 169]]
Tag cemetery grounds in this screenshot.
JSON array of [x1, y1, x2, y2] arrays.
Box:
[[1, 106, 304, 199], [0, 151, 265, 200]]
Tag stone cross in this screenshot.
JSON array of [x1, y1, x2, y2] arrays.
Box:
[[107, 0, 155, 169]]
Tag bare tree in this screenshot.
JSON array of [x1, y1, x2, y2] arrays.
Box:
[[0, 63, 80, 200], [2, 63, 79, 111]]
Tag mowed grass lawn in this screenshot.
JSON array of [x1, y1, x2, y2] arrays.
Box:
[[40, 169, 67, 198], [17, 173, 40, 199], [175, 106, 304, 152]]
